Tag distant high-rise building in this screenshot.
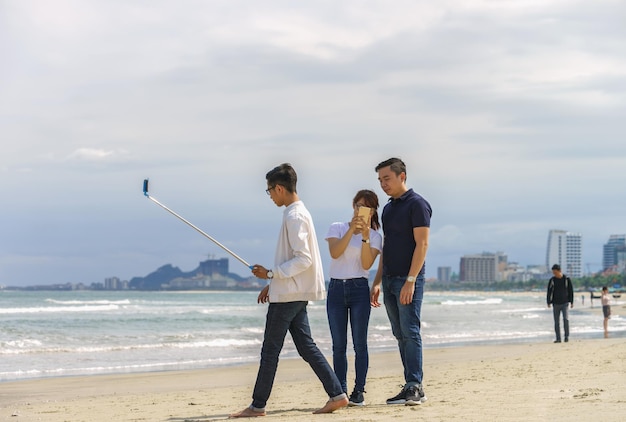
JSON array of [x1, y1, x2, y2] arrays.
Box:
[[199, 257, 229, 276], [602, 234, 626, 270], [104, 276, 120, 290], [437, 266, 451, 282], [616, 246, 626, 273], [459, 252, 506, 282], [546, 230, 583, 278]]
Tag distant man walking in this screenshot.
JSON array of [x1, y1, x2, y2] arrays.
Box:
[[230, 163, 348, 418], [546, 264, 574, 343], [370, 157, 432, 406]]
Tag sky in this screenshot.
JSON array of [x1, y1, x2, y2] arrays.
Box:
[[1, 0, 625, 287]]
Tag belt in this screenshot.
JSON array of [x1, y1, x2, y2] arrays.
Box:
[[330, 277, 367, 282]]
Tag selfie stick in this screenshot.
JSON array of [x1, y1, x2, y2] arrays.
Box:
[[142, 179, 252, 269]]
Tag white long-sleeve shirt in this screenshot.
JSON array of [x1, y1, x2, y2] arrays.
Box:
[[269, 200, 326, 303]]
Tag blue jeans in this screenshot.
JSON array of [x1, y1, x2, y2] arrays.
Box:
[[552, 303, 570, 341], [251, 301, 345, 410], [382, 275, 424, 386], [326, 277, 371, 393]]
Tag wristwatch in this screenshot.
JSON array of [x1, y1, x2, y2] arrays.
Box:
[[406, 276, 416, 283], [361, 238, 370, 244], [267, 270, 274, 280]]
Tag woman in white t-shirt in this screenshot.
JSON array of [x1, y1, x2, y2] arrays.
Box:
[[325, 189, 382, 407]]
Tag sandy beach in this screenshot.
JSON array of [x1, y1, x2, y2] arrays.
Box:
[[2, 336, 624, 422]]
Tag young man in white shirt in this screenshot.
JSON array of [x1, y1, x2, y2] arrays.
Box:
[[230, 163, 348, 418]]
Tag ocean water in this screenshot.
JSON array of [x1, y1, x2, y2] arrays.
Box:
[[1, 289, 623, 382]]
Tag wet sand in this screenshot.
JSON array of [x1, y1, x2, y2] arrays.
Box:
[[2, 337, 625, 422]]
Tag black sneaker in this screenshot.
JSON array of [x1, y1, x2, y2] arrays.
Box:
[[405, 385, 427, 406], [405, 386, 421, 406], [554, 339, 561, 343], [386, 387, 407, 405], [348, 390, 365, 406]]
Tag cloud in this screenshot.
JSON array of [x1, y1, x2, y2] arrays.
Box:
[[66, 148, 115, 161]]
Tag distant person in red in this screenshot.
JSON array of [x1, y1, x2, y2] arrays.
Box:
[[546, 264, 574, 343]]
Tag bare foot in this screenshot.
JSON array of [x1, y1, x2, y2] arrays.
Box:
[[313, 396, 349, 414], [229, 407, 266, 418]]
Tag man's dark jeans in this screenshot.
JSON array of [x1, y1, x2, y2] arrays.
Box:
[[552, 302, 570, 341], [326, 277, 371, 393], [251, 301, 345, 410], [382, 275, 425, 387]]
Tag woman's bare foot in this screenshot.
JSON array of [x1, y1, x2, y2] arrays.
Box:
[[312, 396, 349, 414], [229, 407, 266, 418]]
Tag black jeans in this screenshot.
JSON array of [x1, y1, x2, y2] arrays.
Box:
[[251, 301, 345, 410]]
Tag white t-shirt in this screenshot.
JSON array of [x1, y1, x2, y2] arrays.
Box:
[[325, 222, 382, 279]]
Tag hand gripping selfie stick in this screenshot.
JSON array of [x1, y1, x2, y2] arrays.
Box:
[[142, 179, 252, 269]]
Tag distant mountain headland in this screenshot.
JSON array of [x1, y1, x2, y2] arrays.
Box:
[[2, 257, 262, 291], [128, 257, 260, 290]]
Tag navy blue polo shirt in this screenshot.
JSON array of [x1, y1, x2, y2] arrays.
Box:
[[381, 188, 432, 277]]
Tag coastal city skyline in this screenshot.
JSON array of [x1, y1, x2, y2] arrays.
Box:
[[2, 2, 625, 288], [448, 231, 626, 283], [6, 230, 625, 290]]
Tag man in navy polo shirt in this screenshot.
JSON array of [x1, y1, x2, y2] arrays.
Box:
[[370, 157, 432, 406]]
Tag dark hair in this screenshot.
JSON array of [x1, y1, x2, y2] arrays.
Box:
[[353, 189, 380, 230], [266, 163, 297, 193], [375, 157, 406, 177], [551, 264, 561, 271], [602, 286, 608, 291]]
